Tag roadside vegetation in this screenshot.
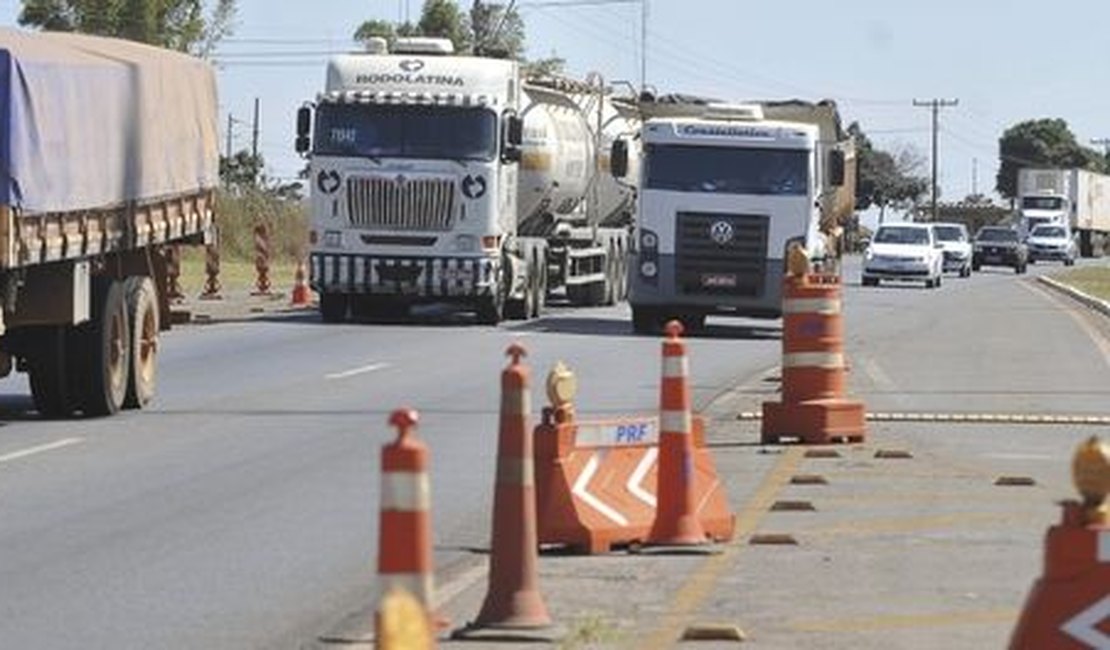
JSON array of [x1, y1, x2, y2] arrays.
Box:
[[1052, 265, 1110, 302]]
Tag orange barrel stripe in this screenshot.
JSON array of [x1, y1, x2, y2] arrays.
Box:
[[377, 410, 434, 609], [781, 276, 846, 402]]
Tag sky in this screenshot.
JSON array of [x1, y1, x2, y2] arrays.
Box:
[[4, 0, 1110, 218]]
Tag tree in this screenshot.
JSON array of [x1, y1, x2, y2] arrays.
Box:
[[996, 118, 1105, 199], [849, 122, 929, 223], [417, 0, 466, 52], [467, 0, 524, 57], [18, 0, 236, 56], [354, 19, 396, 46]]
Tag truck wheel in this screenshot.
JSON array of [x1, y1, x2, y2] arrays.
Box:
[[566, 284, 589, 306], [74, 278, 131, 417], [531, 261, 546, 319], [320, 293, 348, 323], [124, 277, 159, 409], [28, 327, 79, 418], [603, 250, 618, 306]]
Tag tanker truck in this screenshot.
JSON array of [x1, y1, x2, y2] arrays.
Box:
[[0, 29, 218, 417], [296, 37, 640, 324]]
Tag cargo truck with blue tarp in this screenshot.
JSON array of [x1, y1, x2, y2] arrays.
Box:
[[0, 28, 218, 417]]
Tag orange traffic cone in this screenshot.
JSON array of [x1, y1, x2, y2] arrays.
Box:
[[377, 409, 444, 632], [1009, 437, 1110, 649], [645, 321, 712, 550], [459, 343, 552, 634], [290, 259, 311, 307]]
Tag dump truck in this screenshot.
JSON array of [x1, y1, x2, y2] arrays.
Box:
[[0, 29, 219, 416], [296, 37, 641, 324]]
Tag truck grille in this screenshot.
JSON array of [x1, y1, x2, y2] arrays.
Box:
[[675, 212, 769, 297], [347, 176, 457, 231]]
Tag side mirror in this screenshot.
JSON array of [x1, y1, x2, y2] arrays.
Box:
[[506, 115, 523, 147], [295, 106, 312, 154], [828, 149, 845, 187], [611, 139, 629, 179], [502, 148, 522, 163]]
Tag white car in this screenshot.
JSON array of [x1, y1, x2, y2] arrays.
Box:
[[932, 222, 972, 277], [1026, 224, 1077, 266], [862, 223, 944, 288]]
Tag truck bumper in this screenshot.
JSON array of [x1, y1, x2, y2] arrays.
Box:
[[310, 253, 497, 298], [628, 253, 785, 319]]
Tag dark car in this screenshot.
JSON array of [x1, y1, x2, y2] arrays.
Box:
[[972, 226, 1028, 274]]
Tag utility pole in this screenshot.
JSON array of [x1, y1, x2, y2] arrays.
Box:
[[913, 98, 959, 220], [640, 0, 648, 93], [972, 157, 978, 197], [251, 97, 260, 160]]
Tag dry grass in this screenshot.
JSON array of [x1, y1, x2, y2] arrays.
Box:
[[177, 248, 298, 295], [1052, 265, 1110, 302]]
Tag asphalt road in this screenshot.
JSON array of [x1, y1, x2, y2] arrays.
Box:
[[0, 256, 1107, 649]]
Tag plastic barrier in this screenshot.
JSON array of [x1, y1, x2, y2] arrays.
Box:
[[762, 273, 866, 444]]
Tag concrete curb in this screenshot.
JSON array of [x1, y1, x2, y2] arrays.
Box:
[[1036, 275, 1110, 319]]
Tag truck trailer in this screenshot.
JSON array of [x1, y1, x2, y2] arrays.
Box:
[[0, 29, 219, 416], [1016, 168, 1110, 257], [297, 37, 640, 324]]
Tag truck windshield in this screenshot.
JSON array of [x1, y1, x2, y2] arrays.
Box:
[[1021, 196, 1064, 210], [644, 144, 808, 196], [313, 104, 498, 161]]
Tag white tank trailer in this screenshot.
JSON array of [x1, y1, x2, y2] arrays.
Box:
[[298, 38, 640, 324]]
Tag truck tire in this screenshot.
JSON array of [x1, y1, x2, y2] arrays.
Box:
[[74, 278, 131, 417], [124, 277, 159, 409], [603, 249, 618, 306], [320, 292, 348, 323], [1079, 231, 1094, 258], [28, 326, 79, 418], [531, 260, 546, 319]]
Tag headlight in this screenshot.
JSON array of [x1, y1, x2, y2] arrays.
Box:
[[641, 230, 658, 250], [640, 260, 658, 278], [324, 230, 343, 248], [864, 248, 873, 260], [453, 234, 478, 252]]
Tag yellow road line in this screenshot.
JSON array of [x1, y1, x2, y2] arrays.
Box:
[[635, 446, 804, 650], [789, 608, 1017, 633]]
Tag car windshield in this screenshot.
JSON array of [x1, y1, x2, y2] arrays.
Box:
[[977, 228, 1019, 242], [1031, 226, 1067, 238], [313, 104, 498, 161], [933, 226, 966, 242], [1021, 196, 1065, 210], [644, 144, 809, 195], [874, 226, 930, 245]]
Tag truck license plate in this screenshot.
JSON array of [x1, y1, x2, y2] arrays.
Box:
[[702, 273, 737, 288]]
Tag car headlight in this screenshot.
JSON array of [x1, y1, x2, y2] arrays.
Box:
[[640, 260, 658, 278]]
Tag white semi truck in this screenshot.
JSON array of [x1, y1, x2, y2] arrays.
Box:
[[1016, 168, 1110, 257], [0, 29, 218, 417], [297, 38, 640, 324], [611, 101, 851, 332]]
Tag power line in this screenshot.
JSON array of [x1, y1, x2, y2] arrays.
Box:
[[913, 98, 959, 220]]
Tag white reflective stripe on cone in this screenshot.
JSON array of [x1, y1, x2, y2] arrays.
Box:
[[381, 471, 432, 511], [1100, 530, 1110, 562], [660, 410, 691, 435], [783, 298, 841, 315], [662, 356, 689, 378], [783, 352, 845, 369], [378, 572, 434, 607]]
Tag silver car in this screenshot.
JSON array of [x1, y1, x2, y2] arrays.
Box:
[[1026, 225, 1077, 266]]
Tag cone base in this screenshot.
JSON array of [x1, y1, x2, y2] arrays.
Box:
[[761, 398, 866, 445], [473, 589, 552, 631], [451, 621, 562, 643]]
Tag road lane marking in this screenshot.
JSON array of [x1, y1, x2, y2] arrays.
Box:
[[325, 362, 390, 380], [790, 608, 1017, 633], [638, 446, 804, 650], [0, 437, 84, 464]]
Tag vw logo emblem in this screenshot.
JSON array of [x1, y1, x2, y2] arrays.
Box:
[[710, 221, 734, 245], [399, 59, 424, 72]]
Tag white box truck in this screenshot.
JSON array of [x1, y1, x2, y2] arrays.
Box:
[[1016, 168, 1110, 257]]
